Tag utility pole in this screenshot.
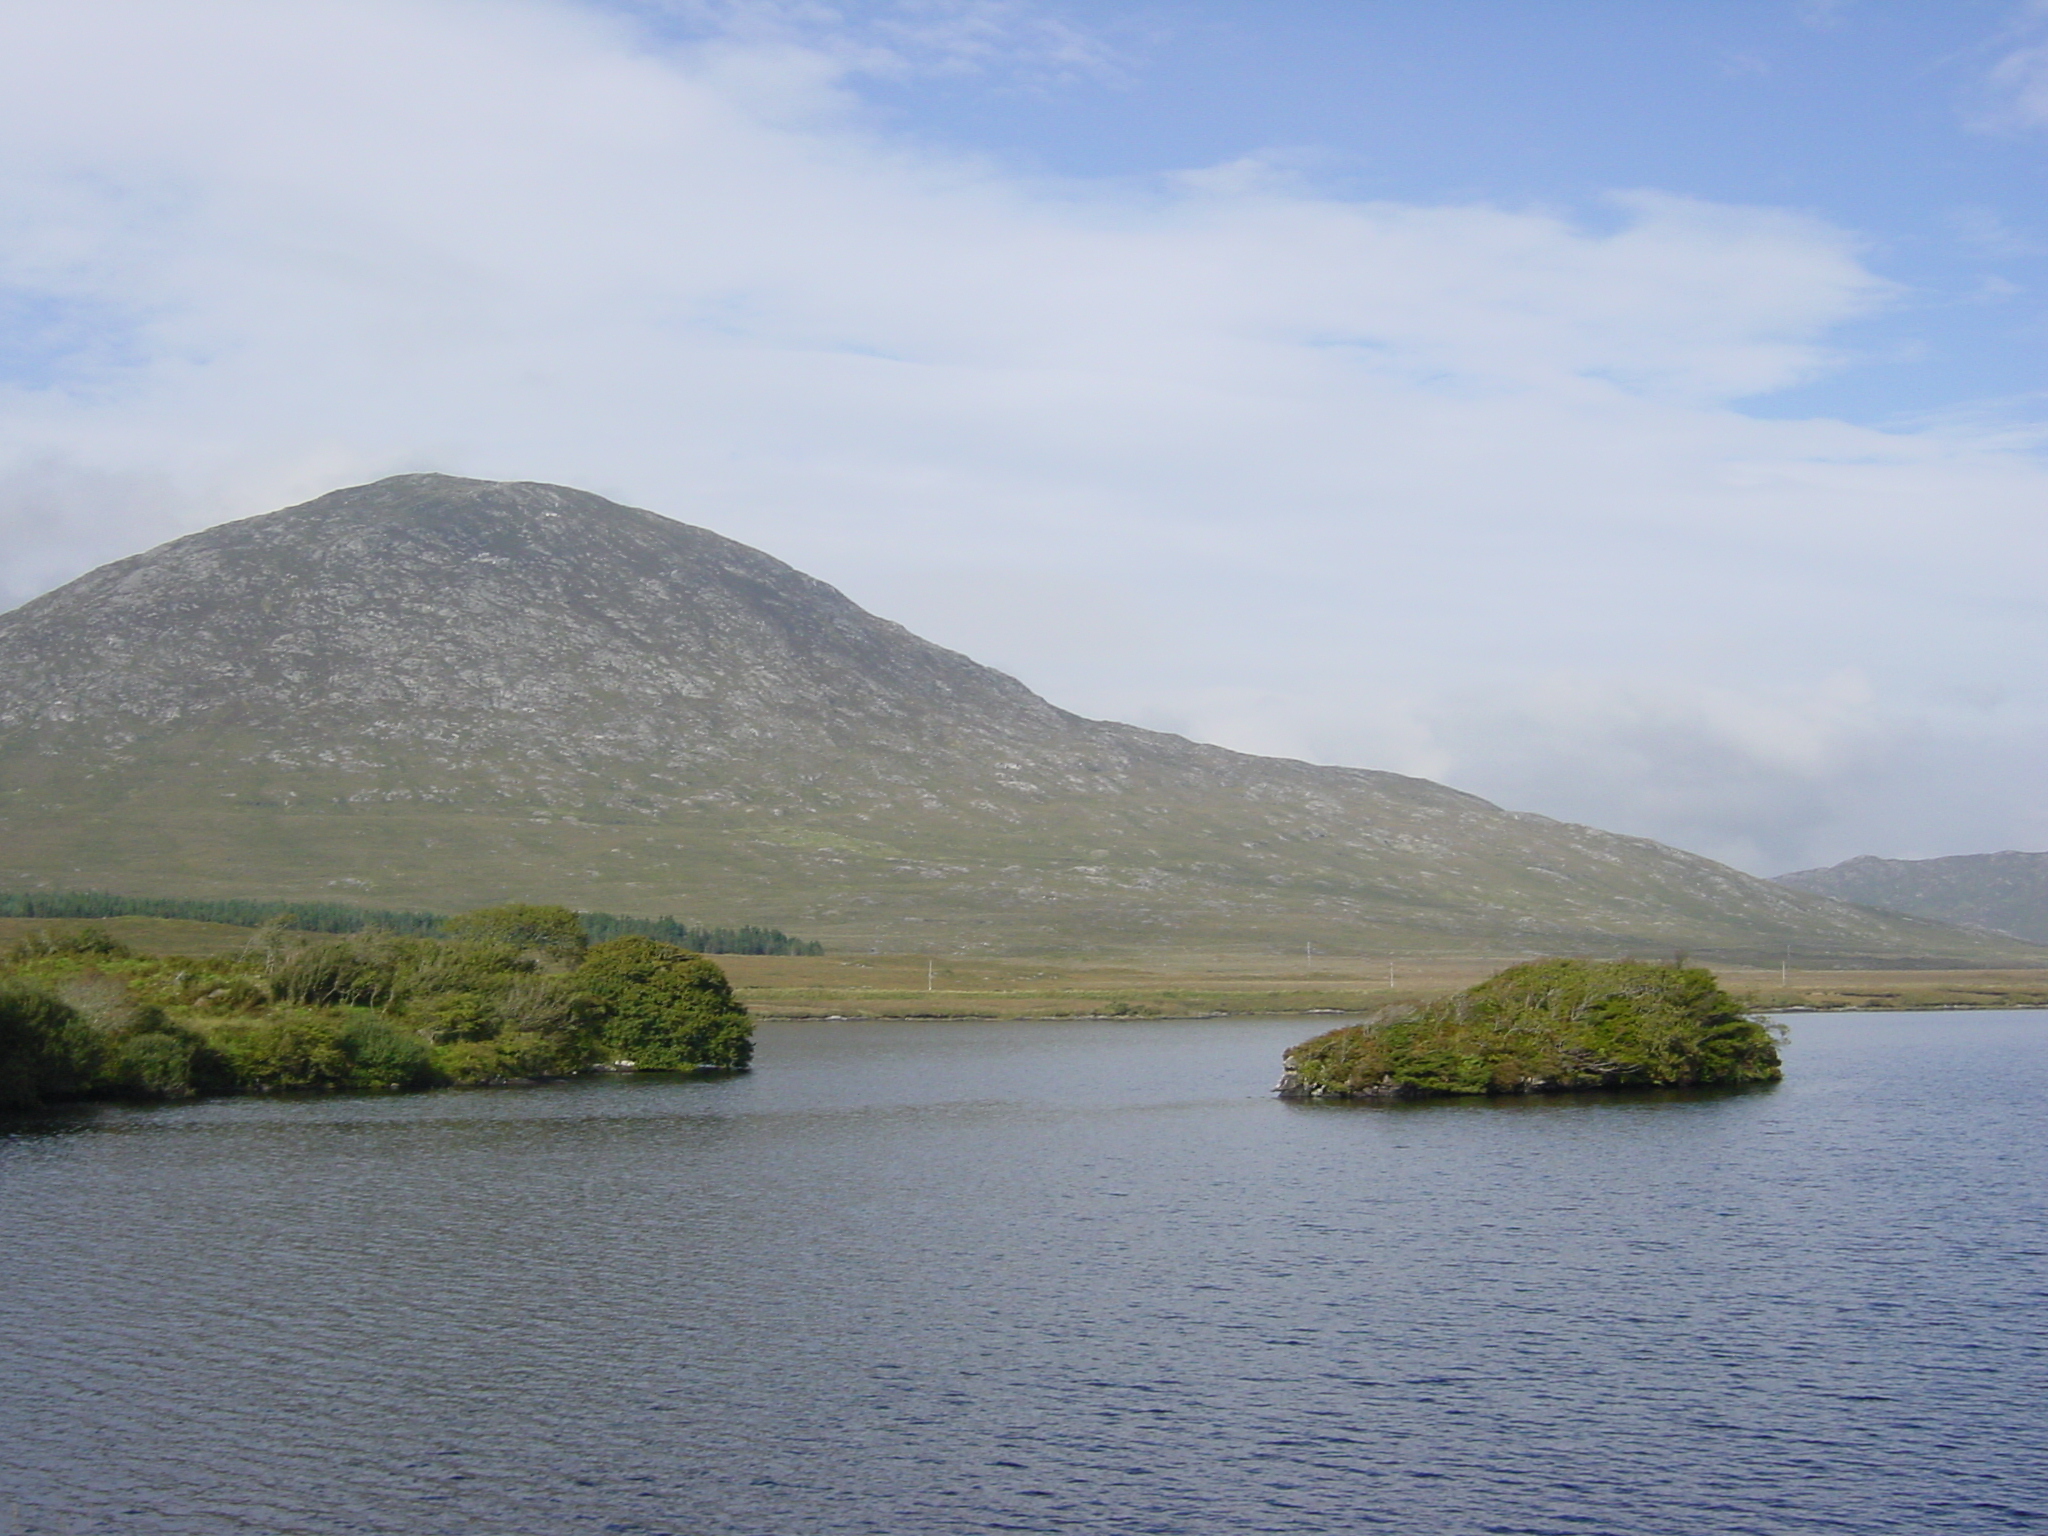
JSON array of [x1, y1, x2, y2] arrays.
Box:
[[927, 957, 935, 992]]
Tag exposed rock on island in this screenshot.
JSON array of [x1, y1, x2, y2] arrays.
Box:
[[1277, 958, 1783, 1100]]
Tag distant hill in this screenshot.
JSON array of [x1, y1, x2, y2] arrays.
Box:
[[1776, 853, 2048, 946], [0, 473, 2034, 963]]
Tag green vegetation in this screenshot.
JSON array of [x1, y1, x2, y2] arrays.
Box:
[[443, 901, 589, 961], [7, 473, 2042, 966], [0, 906, 753, 1109], [1279, 958, 1783, 1099], [575, 913, 821, 956], [578, 937, 753, 1071], [1776, 851, 2048, 947], [0, 890, 822, 955]]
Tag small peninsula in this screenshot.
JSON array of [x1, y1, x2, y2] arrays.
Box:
[[1277, 957, 1783, 1100]]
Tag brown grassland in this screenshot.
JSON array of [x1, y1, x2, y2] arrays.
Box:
[[10, 915, 2046, 1019]]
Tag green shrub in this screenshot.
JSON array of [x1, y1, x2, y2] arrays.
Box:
[[105, 1032, 199, 1097], [0, 986, 95, 1108], [0, 897, 748, 1103], [90, 1005, 233, 1099], [443, 903, 588, 962], [430, 1026, 588, 1083], [183, 974, 270, 1014], [395, 939, 532, 998], [1283, 958, 1782, 1099], [337, 1017, 440, 1090], [576, 937, 752, 1072], [496, 976, 604, 1046], [209, 1015, 359, 1092], [491, 1028, 589, 1078], [7, 925, 133, 961], [210, 1011, 448, 1093], [433, 1039, 513, 1085], [405, 989, 502, 1043], [267, 938, 399, 1008]]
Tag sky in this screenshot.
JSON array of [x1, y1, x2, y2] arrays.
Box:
[[1, 0, 2046, 876]]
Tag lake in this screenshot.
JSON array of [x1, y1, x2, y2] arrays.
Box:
[[3, 1012, 2045, 1535]]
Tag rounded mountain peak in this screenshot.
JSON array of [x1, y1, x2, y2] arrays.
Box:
[[0, 473, 1064, 765], [0, 475, 2017, 960]]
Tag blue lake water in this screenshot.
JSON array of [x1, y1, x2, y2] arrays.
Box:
[[2, 1011, 2045, 1535]]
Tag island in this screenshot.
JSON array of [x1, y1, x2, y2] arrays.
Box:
[[0, 903, 752, 1109], [1277, 957, 1783, 1100]]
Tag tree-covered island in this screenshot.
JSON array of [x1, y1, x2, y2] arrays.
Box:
[[0, 903, 752, 1110], [1277, 957, 1783, 1100]]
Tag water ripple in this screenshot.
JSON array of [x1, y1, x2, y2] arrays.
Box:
[[3, 1014, 2046, 1534]]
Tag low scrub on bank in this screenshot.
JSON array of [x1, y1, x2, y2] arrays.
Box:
[[0, 906, 752, 1110], [1279, 958, 1783, 1099]]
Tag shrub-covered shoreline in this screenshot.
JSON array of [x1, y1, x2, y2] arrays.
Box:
[[1278, 958, 1783, 1100], [0, 904, 752, 1110]]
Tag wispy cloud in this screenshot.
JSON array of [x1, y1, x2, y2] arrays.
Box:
[[621, 0, 1131, 83], [1947, 204, 2045, 257], [1971, 0, 2048, 128], [1794, 0, 1854, 33]]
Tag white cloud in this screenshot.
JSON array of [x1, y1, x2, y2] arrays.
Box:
[[1, 0, 2046, 873], [1985, 48, 2048, 127], [1794, 0, 1854, 33], [620, 0, 1129, 84], [1973, 1, 2048, 129]]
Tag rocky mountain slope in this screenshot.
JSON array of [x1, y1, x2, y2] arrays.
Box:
[[1777, 852, 2048, 946], [0, 474, 2030, 961]]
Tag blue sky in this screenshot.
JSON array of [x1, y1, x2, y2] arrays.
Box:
[[1, 0, 2045, 875], [729, 0, 2048, 422]]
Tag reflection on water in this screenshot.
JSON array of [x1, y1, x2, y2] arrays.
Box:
[[3, 1013, 2045, 1534]]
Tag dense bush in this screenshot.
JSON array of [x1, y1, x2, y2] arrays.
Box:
[[0, 903, 752, 1106], [96, 1008, 234, 1099], [577, 937, 753, 1071], [0, 986, 91, 1108], [0, 983, 235, 1104], [8, 926, 133, 961], [267, 938, 401, 1007], [204, 1012, 444, 1092], [392, 939, 532, 1002], [1282, 958, 1783, 1099], [442, 903, 588, 962]]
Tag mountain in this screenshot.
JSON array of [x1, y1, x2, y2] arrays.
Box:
[[0, 474, 2032, 962], [1776, 852, 2048, 946]]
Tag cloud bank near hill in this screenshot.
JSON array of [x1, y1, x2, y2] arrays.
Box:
[[2, 0, 2046, 873]]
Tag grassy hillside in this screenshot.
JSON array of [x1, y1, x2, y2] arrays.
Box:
[[4, 474, 2041, 965], [3, 741, 2035, 963], [1778, 852, 2048, 945]]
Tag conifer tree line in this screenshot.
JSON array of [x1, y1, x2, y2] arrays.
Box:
[[0, 891, 822, 955]]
